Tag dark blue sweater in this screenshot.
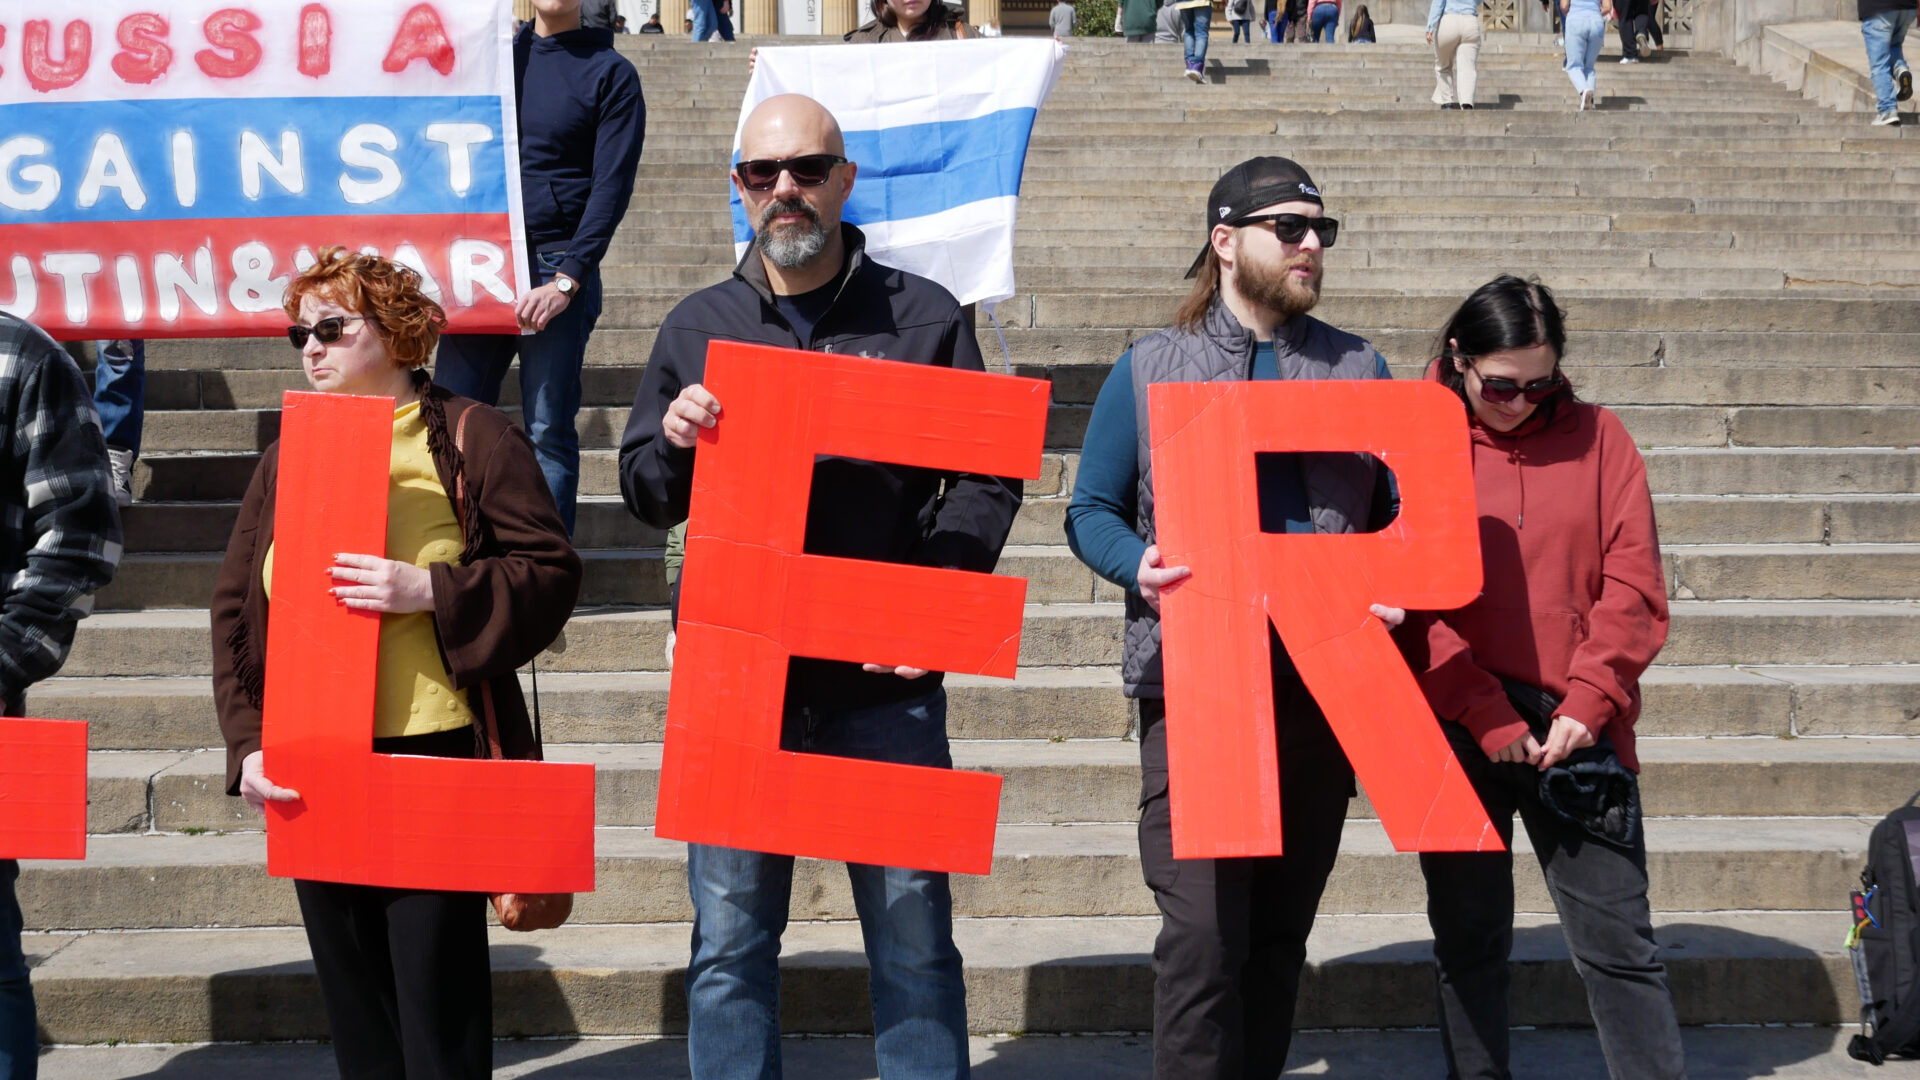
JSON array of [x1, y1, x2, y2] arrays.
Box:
[[1066, 342, 1391, 594], [514, 25, 646, 285]]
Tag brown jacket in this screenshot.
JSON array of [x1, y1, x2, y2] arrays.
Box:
[[211, 383, 583, 795], [844, 14, 973, 39]]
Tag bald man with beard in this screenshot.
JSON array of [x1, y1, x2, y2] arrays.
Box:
[[618, 94, 1021, 1080]]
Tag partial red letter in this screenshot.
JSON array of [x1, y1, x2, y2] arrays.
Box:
[[112, 14, 173, 85], [262, 392, 594, 892], [656, 344, 1050, 875], [1149, 379, 1497, 856], [195, 9, 262, 79], [298, 4, 332, 78], [382, 4, 456, 76], [23, 21, 91, 93], [0, 719, 87, 860]]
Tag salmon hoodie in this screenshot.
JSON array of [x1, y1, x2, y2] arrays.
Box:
[[1401, 374, 1668, 773]]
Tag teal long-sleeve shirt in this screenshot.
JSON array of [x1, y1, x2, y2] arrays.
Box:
[[1069, 341, 1398, 595]]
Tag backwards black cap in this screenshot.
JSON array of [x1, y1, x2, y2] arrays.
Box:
[[1185, 157, 1324, 278]]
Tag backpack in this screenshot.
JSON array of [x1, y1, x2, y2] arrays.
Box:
[[1848, 790, 1920, 1063]]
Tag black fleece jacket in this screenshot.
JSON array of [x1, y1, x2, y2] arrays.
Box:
[[619, 225, 1024, 712]]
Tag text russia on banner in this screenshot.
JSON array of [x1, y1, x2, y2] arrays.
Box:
[[0, 1, 529, 339]]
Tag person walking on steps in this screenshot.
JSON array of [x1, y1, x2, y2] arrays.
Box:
[[1385, 274, 1688, 1080], [1308, 0, 1342, 39], [1177, 0, 1213, 81], [1348, 6, 1377, 41], [1860, 0, 1914, 125], [1231, 0, 1255, 41], [1563, 0, 1612, 109], [1429, 0, 1482, 107]]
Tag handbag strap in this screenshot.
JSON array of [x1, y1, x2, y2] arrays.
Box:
[[446, 403, 505, 761]]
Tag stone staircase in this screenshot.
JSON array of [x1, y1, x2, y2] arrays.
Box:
[[23, 37, 1920, 1046]]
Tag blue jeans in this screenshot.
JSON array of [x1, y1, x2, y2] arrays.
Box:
[[1864, 9, 1914, 114], [684, 688, 968, 1080], [1564, 11, 1605, 92], [690, 0, 720, 39], [1309, 2, 1338, 40], [0, 863, 35, 1080], [432, 251, 602, 534], [90, 339, 144, 456], [1182, 7, 1211, 68]]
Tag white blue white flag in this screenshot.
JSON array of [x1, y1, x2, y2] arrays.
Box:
[[732, 39, 1066, 310]]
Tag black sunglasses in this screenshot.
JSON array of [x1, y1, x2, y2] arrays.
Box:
[[286, 315, 365, 349], [1474, 370, 1566, 404], [734, 154, 849, 191], [1232, 213, 1339, 248]]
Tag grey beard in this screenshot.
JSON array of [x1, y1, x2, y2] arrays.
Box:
[[762, 221, 830, 269], [758, 199, 831, 269]]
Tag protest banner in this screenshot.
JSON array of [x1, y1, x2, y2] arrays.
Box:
[[657, 343, 1050, 876], [261, 391, 594, 893], [1149, 379, 1501, 857], [733, 39, 1065, 311], [0, 2, 529, 339], [0, 718, 87, 860]]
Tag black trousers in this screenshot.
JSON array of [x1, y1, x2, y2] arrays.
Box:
[[295, 727, 492, 1080], [1617, 0, 1663, 57], [1136, 657, 1355, 1080], [1419, 722, 1686, 1080]]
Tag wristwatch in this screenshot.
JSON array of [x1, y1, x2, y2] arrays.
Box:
[[554, 274, 577, 297]]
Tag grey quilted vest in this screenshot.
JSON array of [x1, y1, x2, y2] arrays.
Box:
[[1123, 296, 1387, 698]]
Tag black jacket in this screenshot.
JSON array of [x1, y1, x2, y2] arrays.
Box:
[[1860, 0, 1909, 20], [620, 225, 1023, 712]]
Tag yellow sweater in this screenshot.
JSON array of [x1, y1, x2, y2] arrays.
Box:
[[264, 402, 475, 739]]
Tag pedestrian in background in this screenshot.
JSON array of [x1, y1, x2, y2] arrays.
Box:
[[89, 338, 144, 507], [1308, 0, 1341, 41], [1051, 0, 1077, 35], [1123, 0, 1160, 40], [1563, 0, 1612, 109], [433, 0, 644, 535], [1178, 0, 1213, 80], [847, 0, 973, 39], [1231, 0, 1255, 41], [1617, 0, 1664, 59], [1429, 0, 1481, 107], [0, 312, 122, 1080], [1860, 0, 1913, 124], [1348, 5, 1375, 40]]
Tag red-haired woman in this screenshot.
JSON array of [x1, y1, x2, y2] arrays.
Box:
[[211, 248, 580, 1079]]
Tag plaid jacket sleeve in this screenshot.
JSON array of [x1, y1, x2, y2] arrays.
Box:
[[0, 316, 123, 707]]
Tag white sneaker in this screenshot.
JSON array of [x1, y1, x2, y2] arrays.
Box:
[[1618, 55, 1637, 63], [106, 448, 133, 509], [1555, 35, 1564, 45], [1873, 110, 1902, 126], [1184, 66, 1203, 83]]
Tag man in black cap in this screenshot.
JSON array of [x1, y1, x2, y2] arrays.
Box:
[[1064, 157, 1396, 1079]]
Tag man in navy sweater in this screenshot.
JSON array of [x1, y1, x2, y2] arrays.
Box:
[[435, 0, 644, 533]]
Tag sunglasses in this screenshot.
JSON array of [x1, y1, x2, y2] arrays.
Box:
[[286, 315, 365, 349], [734, 154, 849, 191], [1474, 370, 1566, 404], [1232, 213, 1339, 248]]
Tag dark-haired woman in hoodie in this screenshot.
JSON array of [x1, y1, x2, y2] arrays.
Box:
[[1380, 275, 1687, 1080]]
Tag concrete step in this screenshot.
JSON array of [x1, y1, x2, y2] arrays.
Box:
[[127, 446, 1920, 504], [54, 601, 1920, 679], [1665, 544, 1920, 600], [30, 660, 1920, 756], [20, 1027, 1885, 1080], [18, 911, 1854, 1041], [17, 817, 1874, 930], [115, 738, 1920, 837], [90, 546, 1114, 611]]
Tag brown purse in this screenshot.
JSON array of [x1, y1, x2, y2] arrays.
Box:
[[448, 402, 576, 933]]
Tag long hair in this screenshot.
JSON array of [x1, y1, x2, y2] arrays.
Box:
[[1174, 246, 1223, 333], [1433, 274, 1577, 417], [872, 0, 960, 37]]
